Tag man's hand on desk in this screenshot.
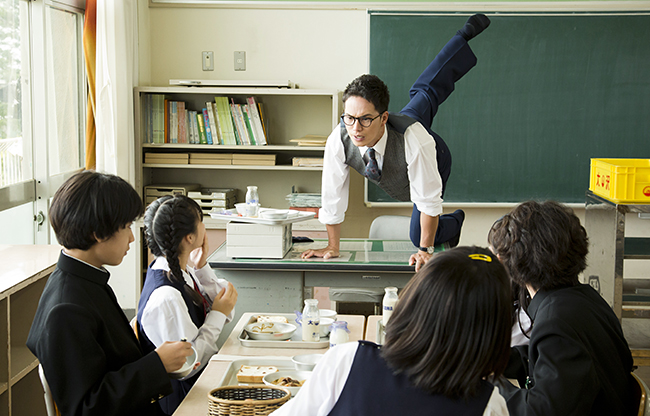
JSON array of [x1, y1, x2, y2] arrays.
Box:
[[301, 246, 340, 259], [409, 250, 432, 272]]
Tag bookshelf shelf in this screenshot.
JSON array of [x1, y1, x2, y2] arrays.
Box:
[[142, 164, 323, 171]]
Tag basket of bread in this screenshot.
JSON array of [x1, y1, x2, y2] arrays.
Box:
[[207, 385, 290, 416]]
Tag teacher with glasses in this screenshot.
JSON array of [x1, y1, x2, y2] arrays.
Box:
[[302, 14, 491, 271]]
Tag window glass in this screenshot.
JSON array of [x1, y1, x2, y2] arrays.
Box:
[[0, 0, 32, 187], [46, 5, 83, 176], [0, 202, 34, 244]]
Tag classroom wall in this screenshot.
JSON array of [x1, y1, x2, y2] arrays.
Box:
[[125, 2, 649, 309]]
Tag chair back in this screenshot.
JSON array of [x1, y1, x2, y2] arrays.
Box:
[[369, 215, 411, 240], [632, 372, 650, 416], [38, 364, 61, 416]]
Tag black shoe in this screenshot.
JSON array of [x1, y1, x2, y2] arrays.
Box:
[[457, 14, 491, 41], [445, 209, 465, 249]]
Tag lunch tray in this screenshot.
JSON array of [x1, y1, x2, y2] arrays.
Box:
[[209, 209, 315, 225], [213, 356, 297, 388], [238, 314, 330, 349]]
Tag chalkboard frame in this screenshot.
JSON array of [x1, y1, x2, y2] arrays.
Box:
[[366, 11, 650, 205]]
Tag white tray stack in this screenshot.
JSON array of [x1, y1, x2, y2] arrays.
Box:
[[188, 188, 237, 215]]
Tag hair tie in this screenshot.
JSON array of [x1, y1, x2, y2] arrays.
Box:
[[468, 254, 492, 262]]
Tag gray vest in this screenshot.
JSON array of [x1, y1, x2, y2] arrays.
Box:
[[341, 113, 415, 202]]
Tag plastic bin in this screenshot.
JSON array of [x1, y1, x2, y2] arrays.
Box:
[[589, 158, 650, 204]]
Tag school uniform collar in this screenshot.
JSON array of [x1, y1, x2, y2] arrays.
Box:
[[527, 284, 578, 321], [57, 250, 110, 286], [357, 125, 388, 159], [151, 256, 197, 288]]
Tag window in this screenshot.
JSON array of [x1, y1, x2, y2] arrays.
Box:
[[0, 0, 85, 244]]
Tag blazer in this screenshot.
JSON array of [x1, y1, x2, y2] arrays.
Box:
[[27, 252, 173, 416]]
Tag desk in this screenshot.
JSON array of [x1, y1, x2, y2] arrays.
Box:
[[209, 239, 417, 346], [173, 312, 366, 416], [219, 312, 366, 357]]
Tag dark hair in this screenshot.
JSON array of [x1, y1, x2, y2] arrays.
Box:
[[150, 195, 204, 305], [487, 200, 589, 292], [49, 170, 143, 250], [342, 74, 390, 114], [381, 246, 511, 400], [143, 195, 173, 257]]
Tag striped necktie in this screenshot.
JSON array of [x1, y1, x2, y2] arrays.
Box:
[[364, 148, 381, 181], [190, 275, 211, 317]]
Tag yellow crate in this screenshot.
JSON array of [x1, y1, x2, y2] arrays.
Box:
[[589, 158, 650, 204]]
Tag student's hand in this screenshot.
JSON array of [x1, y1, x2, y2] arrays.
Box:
[[301, 246, 340, 259], [409, 251, 432, 272], [211, 282, 237, 316], [189, 233, 210, 269], [155, 341, 193, 373]]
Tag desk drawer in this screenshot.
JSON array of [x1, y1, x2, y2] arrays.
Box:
[[304, 270, 413, 288]]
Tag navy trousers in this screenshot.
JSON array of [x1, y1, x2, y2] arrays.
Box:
[[399, 34, 476, 246]]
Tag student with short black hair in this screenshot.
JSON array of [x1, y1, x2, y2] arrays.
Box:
[[489, 200, 635, 415], [272, 246, 511, 416], [27, 171, 192, 416], [138, 195, 237, 415]]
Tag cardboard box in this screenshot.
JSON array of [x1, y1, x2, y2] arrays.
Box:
[[226, 222, 292, 259]]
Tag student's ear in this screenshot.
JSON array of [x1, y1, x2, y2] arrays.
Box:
[[93, 232, 106, 243], [381, 111, 389, 126]]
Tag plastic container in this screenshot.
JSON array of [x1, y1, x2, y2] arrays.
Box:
[[382, 287, 399, 326], [329, 321, 350, 348], [301, 299, 320, 342], [589, 158, 650, 204], [246, 186, 260, 217]]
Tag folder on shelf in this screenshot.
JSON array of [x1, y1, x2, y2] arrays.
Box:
[[144, 153, 189, 164], [292, 157, 324, 167]]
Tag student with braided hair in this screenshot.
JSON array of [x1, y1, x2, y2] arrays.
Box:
[[138, 195, 238, 415]]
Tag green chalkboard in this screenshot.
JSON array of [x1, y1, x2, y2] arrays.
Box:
[[368, 12, 650, 204]]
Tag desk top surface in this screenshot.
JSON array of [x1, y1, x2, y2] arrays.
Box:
[[0, 245, 61, 295], [209, 239, 431, 272], [218, 312, 366, 357], [174, 313, 370, 416]]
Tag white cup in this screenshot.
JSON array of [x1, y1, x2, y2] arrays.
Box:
[[170, 345, 198, 379]]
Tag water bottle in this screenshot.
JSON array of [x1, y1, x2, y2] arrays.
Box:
[[329, 321, 350, 348], [302, 299, 320, 342], [382, 287, 399, 326], [245, 186, 259, 217]]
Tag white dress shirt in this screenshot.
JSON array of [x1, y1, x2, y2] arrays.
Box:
[[319, 122, 444, 225], [270, 342, 509, 416], [139, 257, 234, 379]]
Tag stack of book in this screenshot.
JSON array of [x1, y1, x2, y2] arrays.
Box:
[[144, 153, 189, 165], [292, 157, 324, 167], [286, 192, 321, 218], [290, 135, 327, 147], [232, 154, 276, 166], [142, 94, 268, 146], [188, 188, 237, 215], [189, 153, 233, 165]]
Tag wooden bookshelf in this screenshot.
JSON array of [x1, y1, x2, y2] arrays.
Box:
[[0, 245, 61, 416]]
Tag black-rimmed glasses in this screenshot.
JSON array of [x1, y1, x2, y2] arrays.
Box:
[[341, 113, 381, 128]]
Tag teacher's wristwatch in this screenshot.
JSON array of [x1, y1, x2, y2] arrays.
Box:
[[419, 246, 435, 255]]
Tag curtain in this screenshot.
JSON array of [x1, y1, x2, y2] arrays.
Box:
[[95, 0, 138, 180], [83, 0, 96, 170]]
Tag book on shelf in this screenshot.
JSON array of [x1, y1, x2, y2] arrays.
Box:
[[232, 153, 276, 165], [215, 96, 237, 145], [241, 105, 257, 145], [189, 153, 233, 164], [289, 135, 327, 146], [246, 97, 267, 145], [178, 102, 186, 144], [196, 112, 208, 144], [230, 100, 250, 145], [207, 102, 222, 145], [164, 99, 170, 143], [145, 153, 189, 164], [292, 157, 324, 167], [170, 101, 178, 144], [202, 108, 213, 145], [151, 94, 166, 144]]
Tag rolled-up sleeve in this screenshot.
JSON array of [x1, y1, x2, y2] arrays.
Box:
[[318, 127, 350, 225]]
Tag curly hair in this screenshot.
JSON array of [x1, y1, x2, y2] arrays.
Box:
[[151, 195, 204, 306], [488, 200, 589, 292], [342, 74, 390, 114], [381, 246, 511, 400]]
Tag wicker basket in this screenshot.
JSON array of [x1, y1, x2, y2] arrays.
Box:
[[207, 385, 291, 416]]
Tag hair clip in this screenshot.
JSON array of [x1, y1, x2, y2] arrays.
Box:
[[468, 254, 492, 262]]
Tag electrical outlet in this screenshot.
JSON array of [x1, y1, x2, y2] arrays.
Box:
[[202, 51, 214, 71], [234, 51, 246, 71]]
